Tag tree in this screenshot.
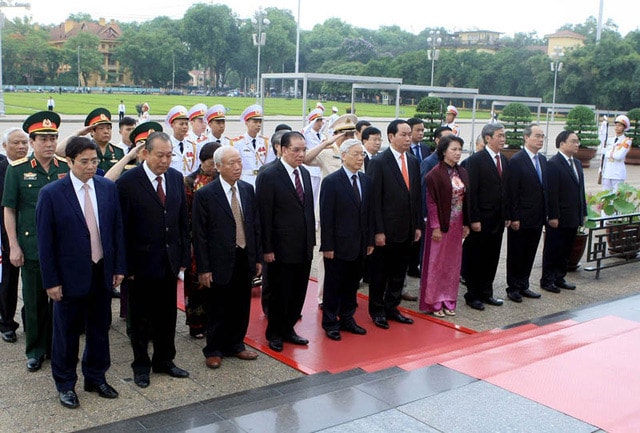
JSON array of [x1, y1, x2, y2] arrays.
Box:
[[63, 33, 104, 86], [565, 105, 599, 147], [501, 103, 532, 148], [2, 18, 54, 85], [182, 4, 240, 89], [415, 97, 445, 148]]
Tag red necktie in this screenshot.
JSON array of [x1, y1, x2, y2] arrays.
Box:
[[495, 154, 502, 177], [293, 169, 304, 203], [156, 176, 166, 206]]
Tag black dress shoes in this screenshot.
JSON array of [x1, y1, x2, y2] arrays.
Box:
[[59, 390, 80, 409], [84, 382, 119, 399], [26, 356, 43, 372], [556, 280, 576, 290], [521, 289, 542, 298], [153, 363, 189, 378], [484, 297, 504, 306], [325, 330, 342, 341], [406, 267, 421, 278], [269, 338, 283, 352], [401, 293, 418, 301], [1, 330, 17, 343], [542, 284, 561, 294], [372, 317, 389, 329], [387, 312, 414, 324], [466, 299, 485, 311], [134, 373, 150, 388], [285, 333, 309, 345], [507, 292, 523, 303], [341, 323, 367, 335]]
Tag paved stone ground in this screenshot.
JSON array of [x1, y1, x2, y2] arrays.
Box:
[[0, 116, 637, 432]]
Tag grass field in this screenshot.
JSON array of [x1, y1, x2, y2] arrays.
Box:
[[2, 92, 491, 120]]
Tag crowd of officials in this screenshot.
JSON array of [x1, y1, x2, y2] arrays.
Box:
[[0, 101, 607, 410]]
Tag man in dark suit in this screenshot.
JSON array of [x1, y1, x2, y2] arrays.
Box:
[[505, 124, 547, 303], [117, 131, 190, 388], [405, 117, 431, 281], [256, 131, 315, 352], [541, 130, 587, 293], [462, 123, 509, 311], [320, 138, 373, 341], [36, 137, 125, 409], [362, 126, 381, 172], [0, 127, 28, 343], [367, 119, 422, 329], [192, 146, 261, 369]]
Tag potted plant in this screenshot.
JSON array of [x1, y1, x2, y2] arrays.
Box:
[[415, 96, 445, 150], [565, 105, 600, 167], [624, 107, 640, 165], [500, 102, 531, 159], [586, 183, 640, 257]]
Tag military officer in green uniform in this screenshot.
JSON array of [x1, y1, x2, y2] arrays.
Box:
[[85, 108, 124, 172], [2, 111, 69, 372]]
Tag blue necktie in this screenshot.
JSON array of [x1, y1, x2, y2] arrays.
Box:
[[413, 145, 421, 160], [534, 154, 542, 183]]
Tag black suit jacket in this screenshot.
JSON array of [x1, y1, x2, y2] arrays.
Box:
[[256, 160, 315, 264], [0, 156, 8, 251], [37, 175, 126, 296], [507, 149, 547, 229], [116, 165, 190, 278], [367, 147, 422, 243], [192, 178, 261, 285], [466, 148, 509, 233], [546, 153, 587, 228], [319, 168, 372, 261]]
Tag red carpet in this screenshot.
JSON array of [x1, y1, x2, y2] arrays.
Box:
[[442, 316, 640, 433], [244, 280, 474, 374]]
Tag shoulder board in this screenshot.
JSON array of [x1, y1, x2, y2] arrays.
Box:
[[231, 135, 244, 142], [10, 157, 28, 166], [261, 135, 270, 141], [54, 155, 68, 163]]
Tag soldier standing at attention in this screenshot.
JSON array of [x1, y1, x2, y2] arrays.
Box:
[[230, 104, 275, 187], [2, 111, 69, 372]]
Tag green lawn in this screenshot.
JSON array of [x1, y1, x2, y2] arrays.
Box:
[[2, 92, 493, 120]]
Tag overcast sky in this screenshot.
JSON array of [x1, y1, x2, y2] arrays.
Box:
[[6, 0, 638, 37]]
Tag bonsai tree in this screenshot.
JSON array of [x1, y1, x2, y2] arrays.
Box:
[[565, 105, 599, 147], [500, 103, 531, 149], [415, 96, 445, 149], [626, 108, 640, 148]]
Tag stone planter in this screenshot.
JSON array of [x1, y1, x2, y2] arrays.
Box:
[[624, 146, 640, 165], [501, 148, 520, 160], [575, 147, 597, 168]]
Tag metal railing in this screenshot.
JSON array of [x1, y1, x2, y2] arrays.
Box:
[[584, 212, 640, 278]]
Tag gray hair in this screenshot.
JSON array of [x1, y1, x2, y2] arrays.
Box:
[[339, 138, 363, 154], [213, 145, 239, 167], [481, 122, 505, 143], [270, 130, 286, 147], [523, 123, 539, 138], [3, 127, 26, 144], [145, 131, 170, 151]]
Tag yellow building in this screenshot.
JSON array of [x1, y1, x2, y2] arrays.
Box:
[[545, 30, 586, 56], [49, 18, 128, 86], [452, 30, 502, 53]]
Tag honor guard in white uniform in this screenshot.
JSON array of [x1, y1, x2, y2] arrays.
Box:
[[601, 114, 632, 191], [165, 105, 198, 176], [139, 102, 150, 123], [303, 108, 325, 208], [187, 103, 210, 145], [443, 105, 461, 137], [321, 106, 339, 136], [205, 104, 230, 147], [230, 104, 275, 186]]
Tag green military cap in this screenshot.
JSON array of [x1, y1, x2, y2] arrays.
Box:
[[130, 121, 163, 144], [85, 107, 112, 127], [22, 111, 61, 135]]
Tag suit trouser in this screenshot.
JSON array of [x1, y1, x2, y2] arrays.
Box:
[[22, 260, 52, 359], [203, 247, 251, 358], [265, 261, 311, 341], [51, 261, 111, 392], [129, 269, 177, 374], [541, 225, 577, 287], [462, 228, 503, 302], [368, 242, 410, 319], [0, 260, 20, 333], [506, 226, 543, 293], [322, 255, 362, 331]]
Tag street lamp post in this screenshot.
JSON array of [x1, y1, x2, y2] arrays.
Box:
[[252, 8, 269, 102], [427, 30, 442, 87], [544, 45, 565, 154]]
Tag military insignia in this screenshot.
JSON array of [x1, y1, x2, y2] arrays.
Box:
[[149, 128, 155, 134], [10, 157, 28, 166], [100, 113, 108, 121], [43, 119, 52, 128], [58, 173, 67, 179], [23, 172, 37, 180]]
